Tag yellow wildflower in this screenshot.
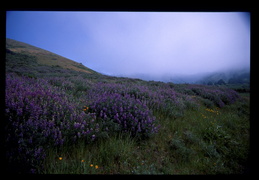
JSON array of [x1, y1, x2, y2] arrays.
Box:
[[59, 157, 62, 160], [81, 160, 85, 163], [95, 165, 98, 169], [83, 106, 89, 111], [90, 164, 94, 167]]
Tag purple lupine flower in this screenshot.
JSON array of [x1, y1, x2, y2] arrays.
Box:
[[74, 122, 81, 129], [137, 122, 141, 133], [91, 134, 96, 141], [77, 132, 81, 138], [88, 92, 159, 138]]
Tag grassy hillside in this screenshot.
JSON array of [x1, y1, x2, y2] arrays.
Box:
[[5, 39, 250, 174], [6, 38, 98, 74]]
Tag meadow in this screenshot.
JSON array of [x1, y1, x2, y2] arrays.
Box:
[[5, 70, 249, 174]]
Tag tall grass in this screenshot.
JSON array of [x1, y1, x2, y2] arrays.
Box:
[[42, 133, 136, 174], [40, 95, 249, 174]]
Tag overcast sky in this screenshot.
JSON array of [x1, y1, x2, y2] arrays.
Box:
[[6, 11, 250, 79]]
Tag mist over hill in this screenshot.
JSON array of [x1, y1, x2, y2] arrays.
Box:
[[115, 68, 250, 85], [196, 68, 250, 85], [6, 38, 250, 88], [7, 12, 250, 82]]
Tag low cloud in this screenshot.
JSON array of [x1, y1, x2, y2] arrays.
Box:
[[79, 12, 250, 78]]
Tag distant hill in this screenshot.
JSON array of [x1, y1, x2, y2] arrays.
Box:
[[6, 38, 98, 75], [196, 69, 250, 85]]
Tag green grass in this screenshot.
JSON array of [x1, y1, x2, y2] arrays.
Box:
[[6, 38, 98, 74], [41, 93, 249, 174]]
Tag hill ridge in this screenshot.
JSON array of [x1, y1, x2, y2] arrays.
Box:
[[6, 38, 98, 74]]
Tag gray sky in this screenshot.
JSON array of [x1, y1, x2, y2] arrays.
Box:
[[7, 11, 250, 79]]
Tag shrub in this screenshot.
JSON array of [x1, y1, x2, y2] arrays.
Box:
[[201, 98, 214, 108], [186, 85, 239, 108], [89, 93, 159, 139], [5, 74, 99, 173]]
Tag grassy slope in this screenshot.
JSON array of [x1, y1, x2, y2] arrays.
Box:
[[42, 95, 249, 174], [5, 39, 250, 174], [6, 38, 97, 74]]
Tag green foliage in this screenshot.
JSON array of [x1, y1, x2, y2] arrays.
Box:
[[201, 98, 214, 108], [6, 50, 38, 73], [169, 136, 195, 162]]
